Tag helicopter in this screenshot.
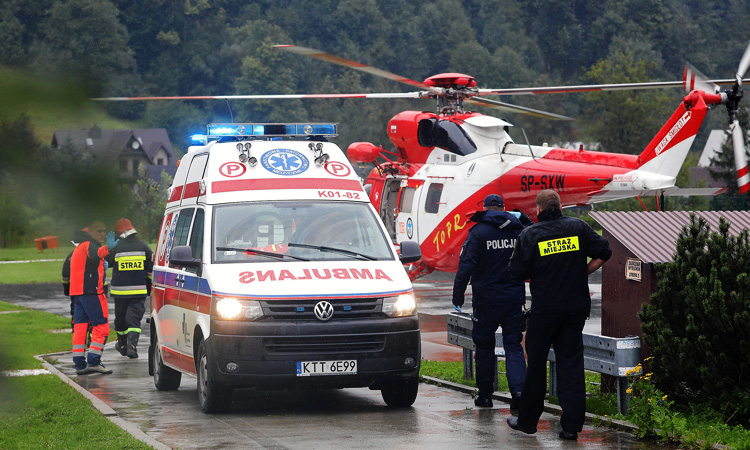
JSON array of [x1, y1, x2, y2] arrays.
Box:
[[97, 42, 750, 279]]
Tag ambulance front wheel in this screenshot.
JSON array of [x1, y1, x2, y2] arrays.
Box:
[[152, 333, 181, 391], [381, 377, 419, 407], [197, 340, 233, 413]]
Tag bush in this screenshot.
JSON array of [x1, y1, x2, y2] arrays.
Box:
[[639, 214, 750, 424]]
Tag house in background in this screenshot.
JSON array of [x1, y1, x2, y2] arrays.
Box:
[[590, 210, 750, 358], [51, 125, 178, 188]]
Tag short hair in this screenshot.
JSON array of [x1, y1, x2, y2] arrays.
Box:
[[536, 190, 561, 212], [88, 220, 106, 232]]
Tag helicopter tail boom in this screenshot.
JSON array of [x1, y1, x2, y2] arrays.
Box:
[[635, 90, 714, 178]]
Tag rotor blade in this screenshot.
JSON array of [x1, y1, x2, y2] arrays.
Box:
[[467, 97, 572, 121], [683, 62, 718, 93], [737, 40, 750, 86], [476, 79, 749, 96], [731, 120, 750, 194], [92, 92, 424, 101], [275, 44, 434, 91]]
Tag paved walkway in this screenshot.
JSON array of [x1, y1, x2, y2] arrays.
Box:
[[0, 283, 656, 450]]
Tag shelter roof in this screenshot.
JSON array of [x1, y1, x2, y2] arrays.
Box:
[[589, 210, 750, 263]]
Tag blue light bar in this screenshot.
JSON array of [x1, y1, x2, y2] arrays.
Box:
[[205, 122, 338, 139], [191, 134, 207, 144]]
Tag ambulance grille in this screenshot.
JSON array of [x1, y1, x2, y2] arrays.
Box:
[[264, 335, 386, 354], [259, 298, 382, 320]]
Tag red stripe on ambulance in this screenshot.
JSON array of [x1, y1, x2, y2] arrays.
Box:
[[212, 178, 363, 193]]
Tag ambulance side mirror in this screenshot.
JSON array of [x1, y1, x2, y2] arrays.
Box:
[[170, 245, 202, 276], [398, 241, 422, 264]]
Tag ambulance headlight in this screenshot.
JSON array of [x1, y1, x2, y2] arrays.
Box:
[[382, 293, 416, 317], [213, 297, 264, 321]]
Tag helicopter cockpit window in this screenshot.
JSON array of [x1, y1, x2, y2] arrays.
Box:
[[424, 183, 443, 214], [417, 118, 477, 157], [212, 201, 394, 263]]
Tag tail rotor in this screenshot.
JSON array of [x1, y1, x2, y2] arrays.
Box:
[[728, 41, 750, 194], [687, 41, 750, 194]]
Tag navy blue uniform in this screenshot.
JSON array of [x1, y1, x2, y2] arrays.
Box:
[[453, 210, 527, 398], [509, 208, 611, 433]]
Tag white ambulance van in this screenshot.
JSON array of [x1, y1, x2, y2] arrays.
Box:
[[149, 123, 422, 413]]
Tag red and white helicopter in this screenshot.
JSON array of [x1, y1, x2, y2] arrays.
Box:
[[98, 42, 750, 279]]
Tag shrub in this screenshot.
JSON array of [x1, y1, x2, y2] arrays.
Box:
[[639, 214, 750, 424]]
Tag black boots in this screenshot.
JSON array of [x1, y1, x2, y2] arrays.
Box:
[[115, 334, 127, 356], [474, 396, 493, 407], [126, 331, 140, 359]]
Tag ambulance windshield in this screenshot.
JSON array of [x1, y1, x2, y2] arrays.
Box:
[[212, 201, 394, 263]]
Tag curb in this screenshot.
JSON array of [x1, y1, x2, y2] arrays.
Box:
[[420, 375, 638, 433], [35, 351, 173, 450]]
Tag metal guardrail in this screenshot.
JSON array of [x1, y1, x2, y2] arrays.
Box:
[[447, 312, 641, 414]]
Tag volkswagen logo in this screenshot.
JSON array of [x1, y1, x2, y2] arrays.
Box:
[[313, 301, 334, 321]]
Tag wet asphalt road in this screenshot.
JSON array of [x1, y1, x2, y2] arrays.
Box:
[[0, 271, 672, 450]]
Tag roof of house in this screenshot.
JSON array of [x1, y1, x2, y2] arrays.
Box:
[[589, 210, 750, 263], [52, 126, 175, 166]]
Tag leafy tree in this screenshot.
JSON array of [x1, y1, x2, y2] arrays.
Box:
[[0, 175, 30, 247], [31, 0, 138, 96], [0, 8, 26, 66], [124, 168, 172, 242], [583, 51, 677, 154], [640, 214, 750, 424], [233, 36, 306, 123], [523, 0, 581, 76]]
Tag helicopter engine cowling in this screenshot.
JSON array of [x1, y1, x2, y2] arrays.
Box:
[[387, 111, 436, 164]]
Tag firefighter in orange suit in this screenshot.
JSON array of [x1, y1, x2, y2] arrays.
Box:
[[70, 220, 115, 375]]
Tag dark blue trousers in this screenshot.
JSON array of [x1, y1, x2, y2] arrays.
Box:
[[472, 302, 526, 397]]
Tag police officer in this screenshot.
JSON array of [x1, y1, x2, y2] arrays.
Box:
[[105, 218, 153, 359], [506, 190, 611, 440], [452, 194, 528, 410]]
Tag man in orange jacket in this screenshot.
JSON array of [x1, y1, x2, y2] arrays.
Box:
[[69, 220, 116, 375]]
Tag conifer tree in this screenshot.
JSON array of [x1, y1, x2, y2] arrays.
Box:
[[640, 214, 750, 423]]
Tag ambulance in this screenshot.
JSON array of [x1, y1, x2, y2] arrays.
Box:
[[149, 123, 422, 413]]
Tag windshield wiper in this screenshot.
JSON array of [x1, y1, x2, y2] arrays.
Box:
[[216, 246, 309, 261], [287, 243, 377, 261]]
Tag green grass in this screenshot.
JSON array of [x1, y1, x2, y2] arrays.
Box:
[[0, 301, 116, 370], [0, 301, 27, 312], [0, 242, 73, 261], [0, 260, 69, 284], [419, 359, 750, 448], [0, 376, 152, 449], [28, 100, 142, 145], [421, 360, 478, 388], [0, 309, 72, 370], [0, 301, 146, 449], [0, 241, 155, 284], [0, 243, 72, 284], [419, 358, 617, 416]]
